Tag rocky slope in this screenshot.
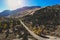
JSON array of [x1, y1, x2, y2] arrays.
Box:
[[22, 5, 60, 37]]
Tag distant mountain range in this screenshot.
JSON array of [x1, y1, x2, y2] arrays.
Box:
[[0, 6, 41, 17], [0, 10, 11, 17]]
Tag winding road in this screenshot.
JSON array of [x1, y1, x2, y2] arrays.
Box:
[[19, 19, 60, 40]]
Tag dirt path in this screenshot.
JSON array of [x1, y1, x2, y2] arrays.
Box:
[[19, 19, 60, 40]]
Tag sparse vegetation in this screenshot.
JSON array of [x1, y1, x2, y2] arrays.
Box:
[[0, 5, 60, 40]]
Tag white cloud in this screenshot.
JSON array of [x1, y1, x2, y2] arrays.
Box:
[[6, 0, 26, 10]]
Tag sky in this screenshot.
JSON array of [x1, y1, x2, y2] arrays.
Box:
[[0, 0, 60, 12]]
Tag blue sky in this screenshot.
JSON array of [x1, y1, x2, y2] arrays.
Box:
[[0, 0, 60, 12]]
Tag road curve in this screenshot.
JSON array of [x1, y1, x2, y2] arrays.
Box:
[[19, 19, 47, 40], [19, 19, 60, 40]]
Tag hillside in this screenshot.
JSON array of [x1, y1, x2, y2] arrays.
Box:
[[8, 6, 40, 18], [0, 6, 41, 17], [22, 5, 60, 37], [0, 5, 60, 40], [0, 10, 11, 17]]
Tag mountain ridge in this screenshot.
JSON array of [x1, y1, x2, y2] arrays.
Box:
[[0, 6, 41, 17]]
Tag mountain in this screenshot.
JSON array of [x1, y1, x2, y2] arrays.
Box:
[[33, 5, 60, 25], [22, 5, 60, 36], [0, 10, 11, 17], [0, 6, 41, 17], [8, 6, 41, 18], [0, 5, 60, 37], [13, 6, 41, 12], [23, 5, 60, 25]]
